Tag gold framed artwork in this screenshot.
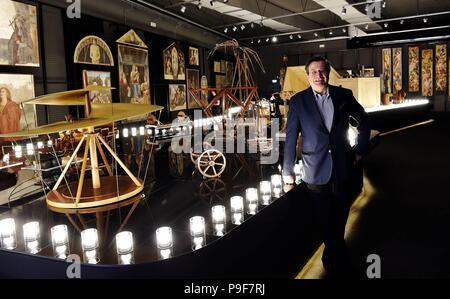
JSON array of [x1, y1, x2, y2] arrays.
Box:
[[435, 44, 447, 92], [421, 49, 433, 97], [0, 73, 36, 140], [82, 70, 112, 103], [163, 43, 185, 80], [74, 35, 114, 66], [117, 44, 150, 104], [392, 48, 402, 92], [115, 29, 147, 48], [188, 46, 199, 66], [215, 74, 226, 88], [213, 61, 221, 73], [382, 48, 392, 94], [186, 69, 200, 109], [408, 47, 420, 92], [168, 84, 186, 111], [0, 0, 40, 66]]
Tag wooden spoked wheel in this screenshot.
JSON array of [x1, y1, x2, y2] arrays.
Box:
[[198, 178, 226, 204], [196, 149, 226, 178]]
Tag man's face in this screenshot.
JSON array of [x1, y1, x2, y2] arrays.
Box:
[[307, 61, 329, 93]]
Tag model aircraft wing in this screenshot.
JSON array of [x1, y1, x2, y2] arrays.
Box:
[[23, 86, 115, 106], [0, 103, 163, 138]]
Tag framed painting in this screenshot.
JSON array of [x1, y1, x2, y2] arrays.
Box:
[[82, 70, 112, 103], [408, 47, 420, 92], [116, 29, 147, 48], [186, 69, 200, 109], [0, 73, 36, 139], [118, 44, 150, 104], [74, 35, 114, 66], [421, 49, 433, 97], [435, 44, 447, 92], [0, 0, 40, 66], [188, 46, 199, 66], [213, 61, 221, 73], [382, 48, 392, 94], [163, 43, 185, 80], [215, 74, 226, 88], [392, 48, 402, 92], [168, 84, 186, 112]]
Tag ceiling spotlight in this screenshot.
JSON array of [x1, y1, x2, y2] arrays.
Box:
[[240, 24, 245, 30], [329, 30, 333, 35], [180, 5, 186, 13], [384, 22, 388, 27], [197, 1, 202, 9], [341, 7, 346, 15], [210, 0, 214, 6], [224, 27, 228, 33], [251, 39, 254, 44], [297, 34, 301, 39], [365, 24, 369, 30], [250, 22, 254, 29], [423, 18, 428, 23], [365, 4, 369, 12], [289, 34, 293, 40], [265, 38, 269, 42], [272, 36, 278, 42], [314, 32, 318, 37], [342, 27, 347, 33], [382, 1, 386, 8], [223, 0, 228, 3], [319, 44, 325, 48], [257, 39, 261, 43], [232, 25, 237, 31], [400, 20, 404, 25], [259, 20, 264, 27]]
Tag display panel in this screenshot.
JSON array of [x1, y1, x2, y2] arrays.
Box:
[[186, 69, 200, 109], [392, 48, 402, 92], [163, 43, 185, 80], [408, 47, 420, 92], [382, 48, 392, 94], [435, 44, 447, 92], [82, 70, 112, 103]]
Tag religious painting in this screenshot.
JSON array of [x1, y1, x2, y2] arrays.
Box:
[[392, 48, 402, 93], [115, 29, 147, 48], [168, 84, 186, 111], [215, 74, 226, 88], [381, 48, 392, 94], [213, 61, 221, 73], [220, 60, 227, 73], [200, 75, 208, 103], [186, 69, 200, 109], [225, 61, 234, 86], [408, 47, 420, 92], [82, 70, 112, 104], [421, 49, 433, 97], [74, 35, 114, 66], [435, 44, 447, 92], [0, 0, 39, 66], [118, 44, 150, 104], [163, 43, 185, 80], [188, 46, 199, 66], [0, 73, 36, 140]]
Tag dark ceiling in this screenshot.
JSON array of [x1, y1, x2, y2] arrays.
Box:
[[137, 0, 450, 46]]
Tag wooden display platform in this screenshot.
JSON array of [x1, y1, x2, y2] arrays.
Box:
[[46, 176, 143, 209]]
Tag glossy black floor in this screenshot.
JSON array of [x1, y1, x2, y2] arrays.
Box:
[[0, 149, 283, 266], [348, 112, 450, 278]]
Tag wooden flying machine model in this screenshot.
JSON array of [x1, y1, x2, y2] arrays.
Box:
[[0, 86, 163, 210]]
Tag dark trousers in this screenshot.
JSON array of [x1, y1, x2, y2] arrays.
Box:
[[306, 179, 352, 275]]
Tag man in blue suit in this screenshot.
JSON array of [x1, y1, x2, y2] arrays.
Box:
[[282, 56, 370, 277]]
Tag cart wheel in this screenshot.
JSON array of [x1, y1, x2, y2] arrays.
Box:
[[196, 149, 226, 178], [198, 178, 227, 204], [190, 141, 212, 164]]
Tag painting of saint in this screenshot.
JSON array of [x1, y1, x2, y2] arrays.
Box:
[[163, 43, 185, 80], [74, 35, 114, 66], [382, 48, 392, 94], [169, 84, 186, 111], [0, 0, 40, 66], [82, 70, 112, 103], [392, 48, 402, 93], [0, 74, 35, 142], [189, 46, 199, 66]]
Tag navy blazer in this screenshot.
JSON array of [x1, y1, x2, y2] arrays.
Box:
[[282, 85, 370, 187]]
